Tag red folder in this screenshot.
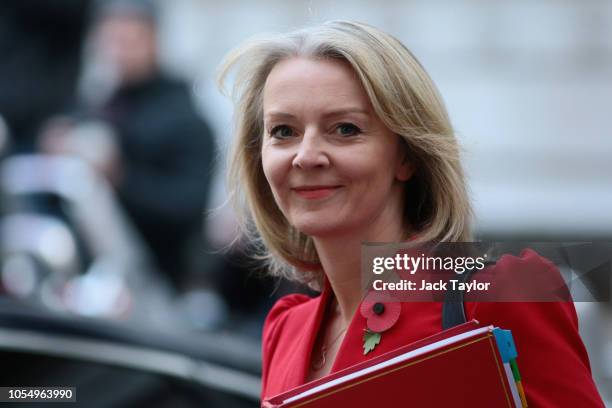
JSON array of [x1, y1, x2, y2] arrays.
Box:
[[262, 320, 524, 408]]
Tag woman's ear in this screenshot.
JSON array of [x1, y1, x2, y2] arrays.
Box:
[[395, 138, 416, 182], [395, 157, 415, 181]]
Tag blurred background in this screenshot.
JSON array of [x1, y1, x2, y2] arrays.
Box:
[[0, 0, 610, 406]]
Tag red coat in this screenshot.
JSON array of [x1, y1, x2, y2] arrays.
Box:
[[261, 249, 604, 407]]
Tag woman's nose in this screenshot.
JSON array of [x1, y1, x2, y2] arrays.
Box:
[[291, 131, 330, 169]]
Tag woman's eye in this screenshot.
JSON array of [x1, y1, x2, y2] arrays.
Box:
[[336, 123, 362, 137], [269, 125, 294, 139]]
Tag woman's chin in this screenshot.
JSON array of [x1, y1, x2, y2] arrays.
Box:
[[293, 220, 351, 239]]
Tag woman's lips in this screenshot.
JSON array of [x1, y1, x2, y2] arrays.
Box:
[[292, 186, 342, 200]]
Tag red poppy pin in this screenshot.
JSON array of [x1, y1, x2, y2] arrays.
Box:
[[360, 292, 401, 355]]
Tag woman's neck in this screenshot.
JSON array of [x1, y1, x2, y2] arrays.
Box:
[[313, 219, 408, 327], [314, 236, 363, 326]]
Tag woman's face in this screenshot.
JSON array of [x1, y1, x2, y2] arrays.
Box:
[[261, 57, 413, 239]]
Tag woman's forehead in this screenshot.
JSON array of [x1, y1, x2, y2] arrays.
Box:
[[262, 57, 371, 117]]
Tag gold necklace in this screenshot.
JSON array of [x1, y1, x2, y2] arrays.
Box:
[[311, 325, 347, 371], [312, 327, 347, 370]]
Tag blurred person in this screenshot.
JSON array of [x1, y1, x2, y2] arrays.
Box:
[[40, 0, 216, 291], [219, 21, 605, 406], [0, 0, 90, 153]]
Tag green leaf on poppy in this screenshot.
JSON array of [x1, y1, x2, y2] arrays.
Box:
[[363, 330, 381, 355]]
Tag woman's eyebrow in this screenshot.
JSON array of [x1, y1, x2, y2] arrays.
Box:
[[321, 108, 369, 119], [264, 111, 296, 122], [264, 108, 369, 122]]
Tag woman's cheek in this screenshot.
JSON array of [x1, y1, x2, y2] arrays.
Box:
[[261, 147, 276, 185], [261, 149, 288, 207]]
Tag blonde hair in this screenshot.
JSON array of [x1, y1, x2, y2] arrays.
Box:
[[218, 20, 472, 288]]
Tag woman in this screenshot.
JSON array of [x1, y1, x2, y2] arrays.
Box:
[[219, 21, 604, 407]]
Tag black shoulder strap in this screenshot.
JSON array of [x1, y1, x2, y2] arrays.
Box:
[[441, 267, 476, 330], [441, 260, 496, 330]]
